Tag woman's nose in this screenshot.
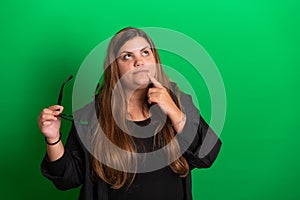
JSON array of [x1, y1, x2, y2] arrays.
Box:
[[134, 56, 144, 67]]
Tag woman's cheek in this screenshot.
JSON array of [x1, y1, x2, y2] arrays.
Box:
[[149, 64, 157, 77], [119, 64, 133, 77]]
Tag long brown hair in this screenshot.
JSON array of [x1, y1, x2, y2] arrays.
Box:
[[92, 27, 189, 189]]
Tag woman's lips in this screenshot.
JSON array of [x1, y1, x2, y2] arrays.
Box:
[[132, 70, 149, 74]]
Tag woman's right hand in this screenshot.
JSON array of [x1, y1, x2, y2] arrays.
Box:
[[38, 105, 64, 141]]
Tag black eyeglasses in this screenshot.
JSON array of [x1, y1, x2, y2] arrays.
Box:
[[57, 75, 100, 125], [57, 75, 74, 121]]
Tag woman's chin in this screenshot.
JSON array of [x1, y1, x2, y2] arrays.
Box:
[[133, 77, 150, 87], [135, 82, 150, 90]]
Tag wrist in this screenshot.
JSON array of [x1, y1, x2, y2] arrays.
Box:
[[45, 133, 61, 145], [172, 113, 186, 127], [166, 104, 181, 117]]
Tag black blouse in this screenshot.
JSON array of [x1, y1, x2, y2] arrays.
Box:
[[108, 118, 184, 200], [41, 91, 222, 200]]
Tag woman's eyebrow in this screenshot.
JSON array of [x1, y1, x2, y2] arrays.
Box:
[[139, 46, 150, 52], [118, 45, 150, 56]]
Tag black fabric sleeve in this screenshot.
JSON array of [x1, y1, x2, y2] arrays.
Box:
[[178, 93, 222, 170], [41, 122, 85, 191], [183, 116, 222, 169]]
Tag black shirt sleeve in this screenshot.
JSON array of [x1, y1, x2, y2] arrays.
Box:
[[178, 93, 222, 170]]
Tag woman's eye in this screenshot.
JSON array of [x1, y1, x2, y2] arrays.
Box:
[[123, 54, 131, 60], [142, 50, 149, 56]]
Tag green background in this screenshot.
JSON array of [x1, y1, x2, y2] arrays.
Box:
[[1, 0, 299, 199]]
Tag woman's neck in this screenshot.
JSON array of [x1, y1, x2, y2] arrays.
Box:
[[125, 87, 150, 121]]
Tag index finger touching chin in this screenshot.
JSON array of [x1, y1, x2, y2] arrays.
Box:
[[147, 73, 162, 88]]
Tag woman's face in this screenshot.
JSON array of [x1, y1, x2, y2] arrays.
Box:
[[116, 36, 157, 90]]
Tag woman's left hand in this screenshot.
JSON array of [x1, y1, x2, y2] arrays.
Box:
[[147, 74, 186, 132], [147, 73, 179, 115]]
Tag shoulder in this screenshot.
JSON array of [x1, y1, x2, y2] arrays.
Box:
[[72, 100, 99, 136], [73, 100, 96, 119]]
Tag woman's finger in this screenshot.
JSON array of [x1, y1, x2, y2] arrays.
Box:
[[147, 73, 163, 88], [148, 87, 163, 96], [40, 113, 58, 122], [48, 105, 64, 112], [41, 106, 63, 117], [42, 121, 52, 127], [41, 109, 60, 117]]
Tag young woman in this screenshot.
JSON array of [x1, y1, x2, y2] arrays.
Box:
[[38, 27, 222, 200]]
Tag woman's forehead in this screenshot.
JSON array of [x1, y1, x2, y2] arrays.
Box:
[[117, 37, 150, 54]]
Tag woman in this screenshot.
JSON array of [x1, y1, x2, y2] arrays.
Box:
[[38, 27, 222, 200]]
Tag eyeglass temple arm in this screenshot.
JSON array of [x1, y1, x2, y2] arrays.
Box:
[[57, 75, 73, 105]]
